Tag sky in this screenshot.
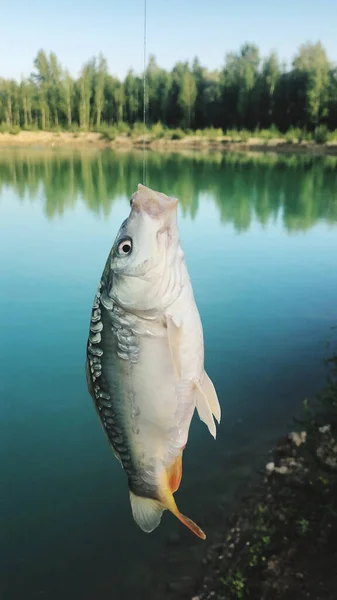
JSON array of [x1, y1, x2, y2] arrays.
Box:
[[1, 0, 336, 81]]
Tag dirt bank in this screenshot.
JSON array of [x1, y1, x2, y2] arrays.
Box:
[[195, 424, 337, 600], [1, 130, 337, 155]]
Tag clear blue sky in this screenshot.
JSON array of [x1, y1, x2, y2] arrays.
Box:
[[1, 0, 336, 80]]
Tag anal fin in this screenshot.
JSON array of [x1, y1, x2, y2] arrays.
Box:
[[129, 491, 164, 533]]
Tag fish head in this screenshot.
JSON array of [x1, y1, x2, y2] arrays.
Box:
[[106, 184, 183, 312]]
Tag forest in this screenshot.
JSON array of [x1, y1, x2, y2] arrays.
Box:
[[0, 41, 337, 135]]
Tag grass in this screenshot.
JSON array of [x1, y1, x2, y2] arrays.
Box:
[[1, 121, 337, 145]]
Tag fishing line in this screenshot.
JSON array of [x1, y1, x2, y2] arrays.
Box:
[[142, 0, 147, 186]]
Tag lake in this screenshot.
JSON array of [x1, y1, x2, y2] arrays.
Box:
[[1, 148, 337, 600]]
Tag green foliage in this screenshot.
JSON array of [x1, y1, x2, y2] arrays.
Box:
[[131, 121, 146, 138], [0, 123, 20, 134], [202, 127, 224, 139], [168, 128, 185, 140], [151, 121, 167, 138], [97, 126, 118, 141], [314, 124, 330, 144], [297, 518, 310, 535], [221, 570, 246, 599], [0, 42, 337, 136], [285, 127, 301, 143]]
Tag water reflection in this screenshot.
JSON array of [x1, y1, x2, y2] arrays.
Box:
[[0, 148, 336, 231]]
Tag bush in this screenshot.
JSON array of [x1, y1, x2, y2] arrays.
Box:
[[116, 121, 131, 135], [99, 129, 116, 142], [284, 127, 302, 143], [314, 125, 329, 144], [170, 129, 185, 140], [69, 123, 80, 133], [239, 129, 250, 142], [202, 127, 223, 139], [131, 122, 146, 138], [258, 126, 281, 140], [225, 129, 241, 142], [0, 123, 21, 135], [22, 123, 39, 132], [151, 121, 166, 139], [95, 122, 133, 141]]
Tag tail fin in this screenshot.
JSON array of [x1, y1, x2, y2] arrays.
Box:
[[129, 491, 164, 533]]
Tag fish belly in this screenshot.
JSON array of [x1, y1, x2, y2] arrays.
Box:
[[94, 306, 192, 500]]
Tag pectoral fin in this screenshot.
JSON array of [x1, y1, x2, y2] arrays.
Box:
[[203, 372, 221, 423], [194, 380, 217, 439]]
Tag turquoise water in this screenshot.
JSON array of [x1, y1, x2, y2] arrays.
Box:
[[1, 148, 337, 599]]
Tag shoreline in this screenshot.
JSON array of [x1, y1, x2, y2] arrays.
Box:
[[159, 423, 337, 600], [152, 353, 337, 600], [1, 130, 337, 155], [194, 423, 337, 600]]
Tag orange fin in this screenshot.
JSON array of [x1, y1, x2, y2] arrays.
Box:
[[173, 507, 206, 540], [161, 467, 206, 540], [167, 453, 183, 493]]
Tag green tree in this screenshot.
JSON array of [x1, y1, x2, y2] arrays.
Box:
[[0, 43, 335, 134], [49, 52, 63, 127], [95, 53, 107, 127], [259, 52, 280, 126], [113, 83, 124, 123], [293, 42, 330, 126], [32, 49, 50, 129], [79, 58, 95, 130], [178, 71, 197, 127], [327, 66, 337, 130], [63, 70, 74, 127], [20, 79, 34, 127], [124, 70, 141, 124]]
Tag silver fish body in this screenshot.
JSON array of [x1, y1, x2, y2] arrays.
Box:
[[86, 184, 220, 539]]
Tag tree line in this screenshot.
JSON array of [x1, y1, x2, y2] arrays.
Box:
[[0, 42, 336, 133]]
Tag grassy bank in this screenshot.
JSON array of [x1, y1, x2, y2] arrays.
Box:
[[1, 124, 337, 154], [194, 349, 337, 600]]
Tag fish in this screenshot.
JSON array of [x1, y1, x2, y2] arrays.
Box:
[[86, 183, 220, 540]]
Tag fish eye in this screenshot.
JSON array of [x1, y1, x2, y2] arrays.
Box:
[[117, 237, 132, 257]]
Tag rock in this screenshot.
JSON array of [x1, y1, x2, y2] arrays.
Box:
[[267, 559, 279, 573], [266, 461, 275, 474], [289, 431, 307, 446], [319, 424, 331, 434], [316, 429, 337, 470], [274, 465, 289, 475]]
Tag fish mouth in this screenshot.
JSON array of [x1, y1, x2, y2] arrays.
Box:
[[130, 184, 178, 219]]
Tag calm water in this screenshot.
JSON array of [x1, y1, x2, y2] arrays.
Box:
[[1, 148, 337, 600]]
